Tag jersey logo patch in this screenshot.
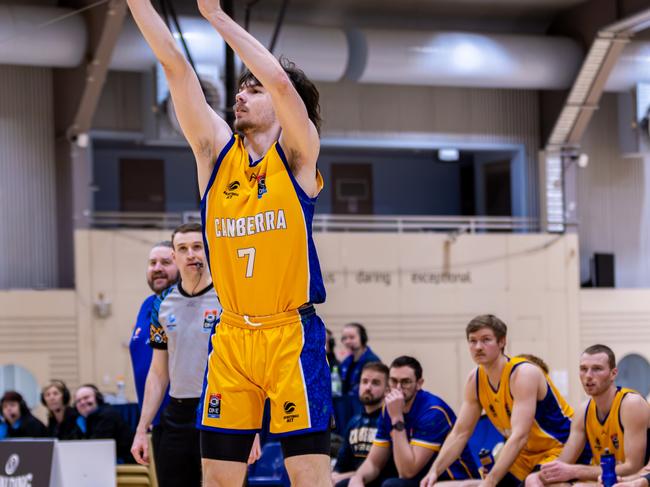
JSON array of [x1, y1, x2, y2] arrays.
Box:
[[207, 393, 221, 419], [224, 180, 240, 199], [257, 173, 267, 199]]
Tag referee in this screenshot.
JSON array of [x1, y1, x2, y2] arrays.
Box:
[[131, 223, 220, 486]]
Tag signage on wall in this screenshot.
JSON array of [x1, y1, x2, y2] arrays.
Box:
[[323, 269, 472, 287], [0, 439, 55, 487]]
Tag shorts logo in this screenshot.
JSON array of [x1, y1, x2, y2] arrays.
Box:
[[207, 393, 221, 419], [283, 401, 299, 423], [224, 180, 240, 199]]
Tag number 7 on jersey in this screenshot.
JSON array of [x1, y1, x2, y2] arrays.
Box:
[[237, 247, 256, 278]]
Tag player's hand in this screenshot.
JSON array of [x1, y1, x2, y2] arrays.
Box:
[[539, 460, 573, 483], [197, 0, 223, 20], [385, 389, 406, 421], [247, 433, 261, 465], [420, 469, 438, 487], [130, 430, 150, 465]]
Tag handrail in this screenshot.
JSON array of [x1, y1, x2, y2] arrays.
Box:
[[89, 211, 540, 233]]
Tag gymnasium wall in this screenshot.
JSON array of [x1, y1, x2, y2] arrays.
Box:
[[0, 65, 58, 289], [70, 230, 581, 410], [2, 229, 649, 411], [577, 93, 650, 287]]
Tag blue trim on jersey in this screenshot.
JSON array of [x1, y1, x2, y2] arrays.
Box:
[[200, 134, 236, 275], [275, 141, 326, 304], [200, 134, 236, 203], [275, 142, 318, 205], [295, 312, 331, 436], [534, 385, 571, 444], [197, 317, 218, 430], [510, 360, 571, 444]]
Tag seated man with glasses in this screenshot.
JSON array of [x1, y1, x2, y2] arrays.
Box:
[[348, 356, 479, 486]]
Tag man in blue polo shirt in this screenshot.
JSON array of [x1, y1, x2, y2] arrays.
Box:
[[129, 241, 178, 449], [348, 356, 479, 487]]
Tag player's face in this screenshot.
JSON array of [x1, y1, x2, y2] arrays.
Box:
[[172, 232, 206, 277], [359, 370, 388, 406], [2, 401, 20, 424], [234, 82, 276, 133], [341, 326, 363, 353], [146, 246, 178, 294], [468, 327, 504, 365], [74, 387, 98, 418], [43, 386, 64, 411], [579, 352, 617, 397], [389, 366, 422, 404]]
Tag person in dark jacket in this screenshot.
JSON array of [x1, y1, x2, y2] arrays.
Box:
[[340, 323, 381, 420], [41, 380, 78, 440], [74, 384, 134, 463], [0, 390, 48, 438]]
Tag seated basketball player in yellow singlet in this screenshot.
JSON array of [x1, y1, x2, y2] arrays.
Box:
[[526, 344, 650, 487], [421, 315, 576, 487], [126, 1, 331, 486]]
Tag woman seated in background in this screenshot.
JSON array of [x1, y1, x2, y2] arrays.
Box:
[[42, 380, 78, 440], [0, 390, 48, 439]]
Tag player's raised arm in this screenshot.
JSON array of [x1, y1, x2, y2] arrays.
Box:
[[198, 1, 320, 186], [126, 0, 231, 194]]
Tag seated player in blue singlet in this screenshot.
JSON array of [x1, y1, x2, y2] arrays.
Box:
[[348, 357, 479, 487]]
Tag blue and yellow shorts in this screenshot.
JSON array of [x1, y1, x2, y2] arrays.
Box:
[[198, 305, 332, 436]]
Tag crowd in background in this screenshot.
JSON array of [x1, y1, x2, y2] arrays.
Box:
[[0, 381, 134, 463]]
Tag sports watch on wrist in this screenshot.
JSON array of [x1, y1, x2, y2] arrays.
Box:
[[392, 420, 406, 431]]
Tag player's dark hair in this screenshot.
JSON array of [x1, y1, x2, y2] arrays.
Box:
[[238, 57, 322, 134], [518, 354, 550, 374], [171, 223, 203, 249], [344, 322, 368, 347], [466, 314, 508, 343], [583, 344, 616, 369], [390, 356, 423, 381], [362, 361, 389, 383]]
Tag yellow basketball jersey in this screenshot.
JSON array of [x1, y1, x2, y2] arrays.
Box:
[[201, 135, 326, 316], [585, 387, 637, 464], [477, 356, 573, 454]]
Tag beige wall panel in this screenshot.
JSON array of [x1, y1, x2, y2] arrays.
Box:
[[75, 229, 169, 397], [0, 291, 78, 396], [64, 230, 582, 410]]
